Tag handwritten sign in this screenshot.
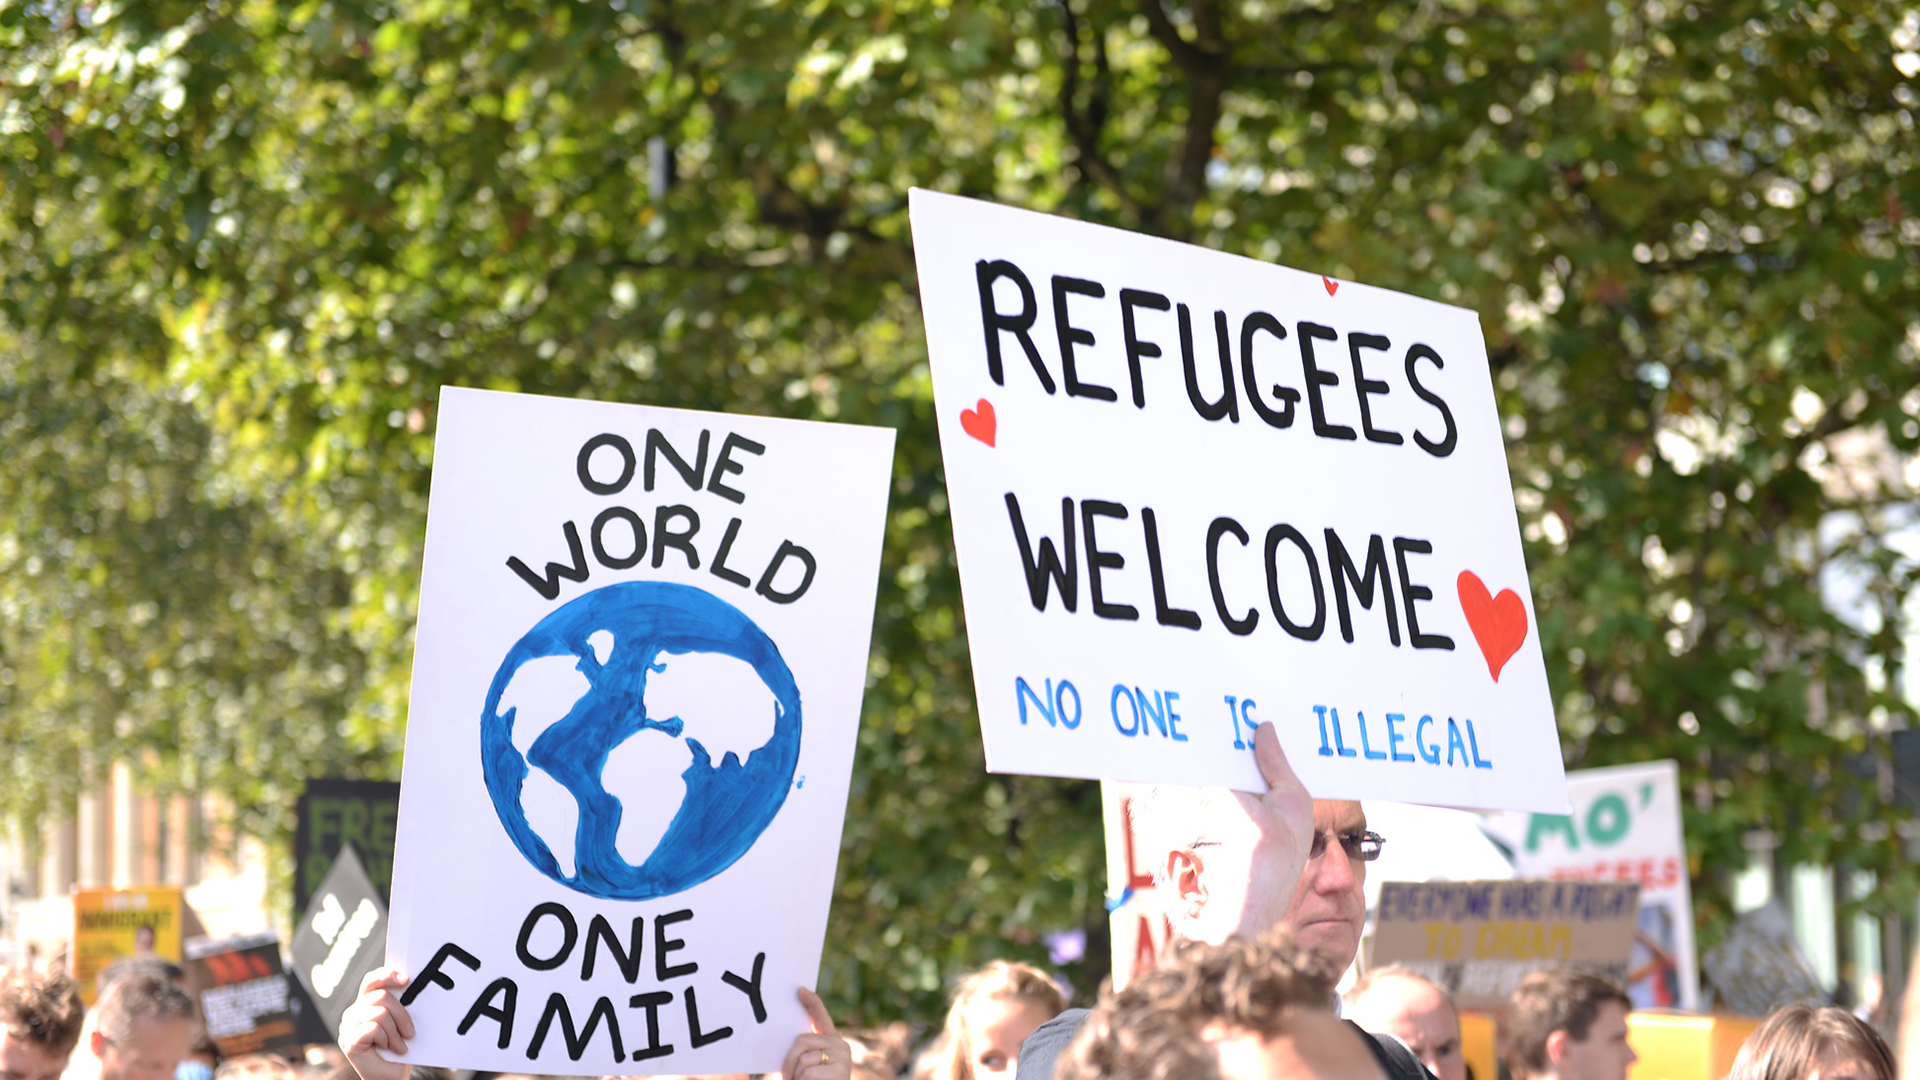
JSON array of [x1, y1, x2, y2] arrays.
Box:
[[910, 189, 1567, 811], [290, 846, 389, 1039], [1482, 760, 1700, 1010], [386, 387, 893, 1075], [1370, 880, 1640, 1011]]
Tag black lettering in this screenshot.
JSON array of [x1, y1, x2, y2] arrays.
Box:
[[721, 953, 768, 1024], [976, 259, 1054, 393], [643, 428, 710, 492], [591, 507, 645, 570], [684, 987, 733, 1049], [709, 517, 752, 587], [527, 994, 625, 1064], [654, 909, 697, 981], [399, 942, 480, 1007], [1004, 493, 1078, 612], [507, 522, 589, 600], [457, 978, 518, 1049], [582, 914, 645, 983], [578, 434, 636, 495], [1052, 275, 1115, 401], [1348, 333, 1402, 445], [1081, 500, 1138, 621], [626, 991, 676, 1061], [1393, 538, 1456, 651], [651, 505, 701, 570], [1180, 304, 1239, 422], [754, 540, 816, 604], [707, 433, 766, 504], [1264, 525, 1326, 641], [1239, 312, 1298, 429], [1326, 530, 1401, 645], [1298, 322, 1356, 440], [1406, 344, 1457, 457], [1119, 288, 1171, 408], [1141, 508, 1200, 630], [516, 902, 578, 972], [1206, 517, 1257, 636]]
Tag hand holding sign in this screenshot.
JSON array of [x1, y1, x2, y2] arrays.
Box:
[[1247, 721, 1315, 915], [781, 988, 851, 1080], [339, 967, 414, 1080]]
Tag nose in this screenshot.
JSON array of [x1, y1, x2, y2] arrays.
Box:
[[1312, 840, 1358, 891]]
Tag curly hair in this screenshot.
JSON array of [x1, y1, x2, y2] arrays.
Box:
[[0, 966, 86, 1058], [1726, 1003, 1894, 1080], [1057, 933, 1340, 1080], [914, 961, 1065, 1080]]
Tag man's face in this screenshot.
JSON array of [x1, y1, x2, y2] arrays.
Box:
[[93, 1014, 193, 1080], [1275, 800, 1368, 970], [1344, 976, 1465, 1080], [1207, 1013, 1388, 1080], [1556, 1002, 1637, 1080], [0, 1029, 69, 1080]]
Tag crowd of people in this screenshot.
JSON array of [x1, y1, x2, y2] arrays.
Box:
[[4, 726, 1910, 1080]]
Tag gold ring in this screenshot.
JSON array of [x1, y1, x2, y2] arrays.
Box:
[[818, 1049, 831, 1067]]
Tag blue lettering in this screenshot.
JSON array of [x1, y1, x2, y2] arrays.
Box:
[[1446, 716, 1469, 767], [1134, 688, 1168, 737], [1467, 718, 1493, 769], [1357, 711, 1388, 761], [1239, 698, 1259, 746], [1164, 691, 1187, 742], [1416, 715, 1440, 763], [1386, 712, 1414, 762], [1111, 684, 1139, 735], [1330, 707, 1357, 758], [1315, 705, 1334, 756], [1055, 680, 1082, 728], [1016, 677, 1055, 727], [1225, 696, 1246, 749]]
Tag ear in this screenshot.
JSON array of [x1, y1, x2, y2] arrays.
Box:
[[1166, 848, 1207, 918], [91, 1030, 107, 1060], [1544, 1030, 1572, 1069]]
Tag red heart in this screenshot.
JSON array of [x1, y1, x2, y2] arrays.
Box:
[[960, 398, 996, 447], [1323, 276, 1339, 295], [1457, 571, 1528, 682]]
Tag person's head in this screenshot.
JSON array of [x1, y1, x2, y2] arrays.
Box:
[[1726, 1003, 1894, 1080], [1059, 932, 1384, 1080], [1505, 970, 1636, 1080], [0, 967, 86, 1080], [90, 971, 196, 1080], [1344, 966, 1466, 1080], [132, 926, 156, 954], [921, 961, 1065, 1080], [1139, 790, 1374, 970]]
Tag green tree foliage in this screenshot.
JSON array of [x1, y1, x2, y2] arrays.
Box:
[[3, 0, 1918, 1019]]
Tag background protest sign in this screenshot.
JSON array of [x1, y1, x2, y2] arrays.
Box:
[[183, 932, 302, 1059], [294, 779, 399, 915], [290, 846, 389, 1039], [1369, 880, 1640, 1011], [72, 886, 183, 1002], [910, 189, 1567, 812], [1100, 782, 1170, 990], [1481, 759, 1700, 1011], [386, 388, 893, 1075], [1701, 901, 1825, 1018]]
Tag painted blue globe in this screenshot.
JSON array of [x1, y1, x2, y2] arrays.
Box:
[[480, 581, 801, 900]]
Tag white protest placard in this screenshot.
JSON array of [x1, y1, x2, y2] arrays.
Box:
[[386, 387, 893, 1075], [1482, 759, 1701, 1010], [910, 189, 1567, 811]]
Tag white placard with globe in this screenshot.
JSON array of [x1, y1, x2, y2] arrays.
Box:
[[385, 386, 894, 1076]]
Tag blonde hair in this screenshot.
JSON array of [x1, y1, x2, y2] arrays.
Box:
[[915, 961, 1066, 1080]]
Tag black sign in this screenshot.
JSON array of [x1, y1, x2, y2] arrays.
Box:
[[183, 933, 301, 1059], [289, 846, 389, 1039], [294, 779, 399, 916]]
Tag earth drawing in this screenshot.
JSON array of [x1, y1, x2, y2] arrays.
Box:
[[481, 580, 801, 900]]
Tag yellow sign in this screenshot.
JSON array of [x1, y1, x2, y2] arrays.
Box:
[[72, 887, 184, 1002]]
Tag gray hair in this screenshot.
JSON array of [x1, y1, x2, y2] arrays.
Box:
[[94, 971, 194, 1047]]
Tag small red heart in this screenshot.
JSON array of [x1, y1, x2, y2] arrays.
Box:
[[960, 398, 996, 447], [1457, 570, 1528, 682], [1323, 276, 1339, 295]]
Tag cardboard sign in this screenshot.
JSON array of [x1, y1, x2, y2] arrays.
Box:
[[1482, 760, 1700, 1011], [386, 388, 893, 1075], [295, 779, 400, 915], [1100, 782, 1171, 990], [72, 886, 183, 1002], [1370, 880, 1640, 1010], [910, 189, 1567, 811], [290, 846, 389, 1038], [184, 933, 301, 1058], [1700, 901, 1825, 1018]]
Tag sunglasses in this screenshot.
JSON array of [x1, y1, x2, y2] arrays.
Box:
[[1310, 829, 1386, 862]]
